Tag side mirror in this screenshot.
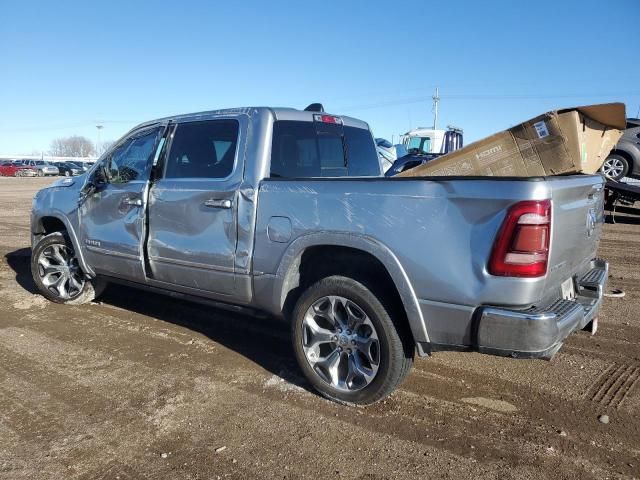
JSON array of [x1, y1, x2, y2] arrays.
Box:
[[80, 164, 108, 199], [93, 163, 108, 186]]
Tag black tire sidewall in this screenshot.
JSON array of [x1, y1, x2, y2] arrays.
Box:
[[292, 275, 405, 405]]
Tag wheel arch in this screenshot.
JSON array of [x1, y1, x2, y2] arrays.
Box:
[[32, 213, 94, 277], [271, 233, 429, 345]]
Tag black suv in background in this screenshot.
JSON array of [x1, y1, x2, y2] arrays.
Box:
[[54, 162, 87, 176], [601, 118, 640, 180]]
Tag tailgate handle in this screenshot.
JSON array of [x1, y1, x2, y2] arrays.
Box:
[[204, 199, 232, 209]]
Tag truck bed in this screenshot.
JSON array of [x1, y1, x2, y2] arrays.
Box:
[[252, 174, 605, 351]]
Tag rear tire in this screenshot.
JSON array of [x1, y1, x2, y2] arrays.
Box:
[[292, 275, 413, 405], [601, 154, 629, 181], [31, 232, 106, 305]]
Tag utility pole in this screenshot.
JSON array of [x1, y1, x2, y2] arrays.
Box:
[[432, 87, 440, 130], [96, 124, 103, 157]]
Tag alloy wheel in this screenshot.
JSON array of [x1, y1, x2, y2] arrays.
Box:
[[302, 295, 380, 392], [36, 243, 85, 300], [601, 157, 625, 180]]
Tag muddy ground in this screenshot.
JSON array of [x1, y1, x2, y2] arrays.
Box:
[[0, 177, 639, 479]]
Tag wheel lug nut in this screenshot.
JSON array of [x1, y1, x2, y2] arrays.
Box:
[[346, 330, 351, 335], [338, 347, 343, 352], [332, 335, 338, 341], [338, 328, 342, 333], [351, 340, 356, 345]]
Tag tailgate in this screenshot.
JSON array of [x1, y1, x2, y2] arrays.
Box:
[[544, 174, 605, 300]]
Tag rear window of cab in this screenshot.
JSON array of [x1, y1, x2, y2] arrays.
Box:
[[270, 120, 380, 178]]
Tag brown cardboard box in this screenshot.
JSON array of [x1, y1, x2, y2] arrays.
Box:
[[398, 103, 626, 177]]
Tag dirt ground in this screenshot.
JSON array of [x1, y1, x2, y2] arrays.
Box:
[[0, 177, 639, 480]]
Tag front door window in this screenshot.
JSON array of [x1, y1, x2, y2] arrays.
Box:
[[106, 129, 161, 184]]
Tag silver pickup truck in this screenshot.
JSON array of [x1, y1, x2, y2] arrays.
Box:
[[30, 105, 608, 405]]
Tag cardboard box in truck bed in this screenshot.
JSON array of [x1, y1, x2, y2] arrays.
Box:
[[398, 103, 626, 177]]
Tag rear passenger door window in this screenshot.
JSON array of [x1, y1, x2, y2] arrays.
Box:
[[164, 120, 239, 179]]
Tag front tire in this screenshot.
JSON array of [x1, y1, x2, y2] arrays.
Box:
[[292, 275, 413, 405], [601, 154, 629, 181], [37, 169, 44, 177], [31, 232, 106, 305]]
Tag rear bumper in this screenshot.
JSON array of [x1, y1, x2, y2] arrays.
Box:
[[475, 258, 608, 359]]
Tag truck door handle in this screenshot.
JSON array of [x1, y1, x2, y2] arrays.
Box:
[[123, 197, 143, 207], [203, 199, 232, 209]]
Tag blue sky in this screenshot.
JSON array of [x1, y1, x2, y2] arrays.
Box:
[[1, 0, 638, 154]]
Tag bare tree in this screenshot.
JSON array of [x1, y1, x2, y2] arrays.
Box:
[[49, 136, 96, 157], [99, 140, 115, 155]]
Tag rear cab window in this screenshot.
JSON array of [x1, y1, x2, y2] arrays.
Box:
[[270, 119, 380, 178]]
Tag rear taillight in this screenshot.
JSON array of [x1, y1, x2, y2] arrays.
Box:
[[488, 200, 551, 278]]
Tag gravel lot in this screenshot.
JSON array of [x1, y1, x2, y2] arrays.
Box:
[[0, 177, 639, 479]]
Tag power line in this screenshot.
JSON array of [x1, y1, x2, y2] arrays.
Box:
[[337, 92, 640, 112]]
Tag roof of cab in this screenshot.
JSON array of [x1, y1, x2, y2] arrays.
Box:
[[135, 106, 370, 131]]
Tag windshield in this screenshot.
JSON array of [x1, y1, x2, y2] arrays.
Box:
[[406, 136, 431, 154], [395, 144, 408, 158]]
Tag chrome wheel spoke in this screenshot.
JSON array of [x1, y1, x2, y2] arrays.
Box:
[[330, 296, 350, 330], [42, 264, 65, 276], [354, 335, 379, 364], [350, 352, 376, 384], [68, 274, 83, 293], [51, 244, 67, 264], [42, 271, 62, 286], [344, 300, 367, 331], [52, 273, 69, 298], [303, 313, 337, 360], [315, 348, 342, 387]]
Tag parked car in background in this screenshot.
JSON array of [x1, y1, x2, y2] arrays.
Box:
[[55, 162, 85, 176], [0, 160, 28, 176], [22, 160, 59, 176], [31, 104, 608, 405], [375, 138, 406, 172], [8, 160, 38, 176], [385, 152, 443, 177], [600, 118, 640, 180]]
